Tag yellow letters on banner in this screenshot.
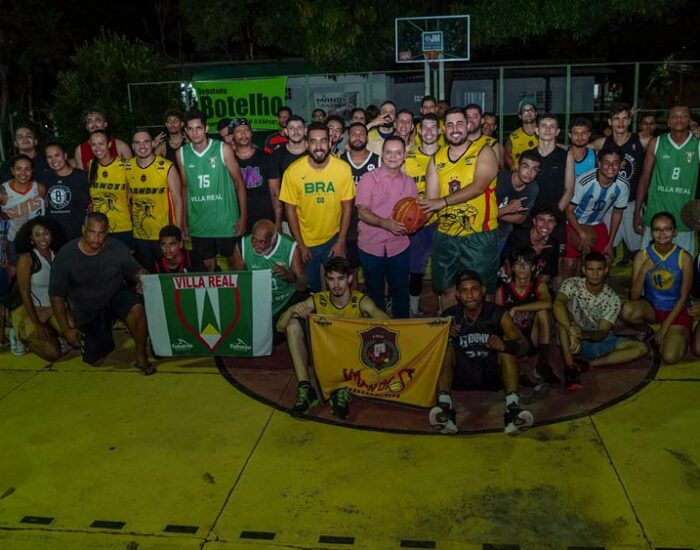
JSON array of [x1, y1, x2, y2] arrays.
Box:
[[309, 315, 450, 408]]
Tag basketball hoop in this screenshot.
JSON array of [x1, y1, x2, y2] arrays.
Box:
[[424, 50, 441, 68]]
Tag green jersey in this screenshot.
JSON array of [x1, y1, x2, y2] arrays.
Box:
[[644, 132, 700, 231], [181, 140, 240, 237], [241, 233, 297, 315]]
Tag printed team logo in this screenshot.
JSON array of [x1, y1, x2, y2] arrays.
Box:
[[358, 326, 400, 372], [209, 156, 217, 169], [48, 185, 71, 210], [448, 179, 461, 194], [686, 151, 695, 163], [650, 268, 675, 291], [173, 275, 241, 352]]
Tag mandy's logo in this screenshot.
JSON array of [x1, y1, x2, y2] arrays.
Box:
[[358, 326, 400, 372]]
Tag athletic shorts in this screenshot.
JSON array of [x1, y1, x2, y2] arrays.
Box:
[[77, 287, 142, 364], [565, 223, 609, 259], [579, 332, 621, 360], [190, 236, 239, 261], [654, 307, 693, 330], [345, 239, 360, 269], [133, 239, 162, 270], [409, 222, 436, 273], [554, 221, 567, 256], [452, 350, 503, 391], [432, 231, 499, 293]]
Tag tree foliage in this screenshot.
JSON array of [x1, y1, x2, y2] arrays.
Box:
[[178, 0, 686, 72], [52, 32, 174, 149]]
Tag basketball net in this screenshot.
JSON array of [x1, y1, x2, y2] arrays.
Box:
[[424, 50, 440, 69]]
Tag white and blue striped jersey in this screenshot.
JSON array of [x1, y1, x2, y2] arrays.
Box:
[[572, 168, 629, 225]]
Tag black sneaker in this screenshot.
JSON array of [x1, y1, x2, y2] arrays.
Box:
[[504, 402, 534, 435], [428, 402, 458, 434], [533, 361, 561, 385], [574, 357, 594, 373], [290, 384, 320, 417], [330, 388, 352, 419], [564, 367, 582, 392]]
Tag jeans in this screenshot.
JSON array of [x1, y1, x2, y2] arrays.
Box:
[[306, 234, 338, 292], [358, 247, 410, 318]]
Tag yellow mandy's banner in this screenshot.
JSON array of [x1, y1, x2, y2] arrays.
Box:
[[192, 77, 288, 131], [309, 315, 450, 408]]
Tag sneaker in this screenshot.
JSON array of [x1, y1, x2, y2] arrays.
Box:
[[428, 402, 458, 434], [290, 384, 320, 417], [330, 388, 352, 419], [533, 361, 561, 385], [564, 367, 582, 392], [520, 382, 550, 405], [574, 357, 594, 373], [504, 403, 534, 435], [58, 337, 72, 355], [9, 329, 26, 356]]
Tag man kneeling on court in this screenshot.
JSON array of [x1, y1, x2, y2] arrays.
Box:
[[430, 269, 535, 435], [49, 212, 154, 374], [276, 257, 388, 419]]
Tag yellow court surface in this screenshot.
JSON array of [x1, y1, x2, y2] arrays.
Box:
[[0, 339, 698, 550]]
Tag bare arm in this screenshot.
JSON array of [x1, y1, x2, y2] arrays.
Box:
[[330, 200, 353, 258], [231, 243, 245, 271], [222, 145, 248, 236], [604, 208, 624, 255], [359, 295, 390, 319], [175, 148, 189, 237], [558, 150, 575, 212], [16, 254, 42, 328], [50, 295, 80, 348], [166, 164, 184, 231], [284, 203, 310, 262], [658, 250, 693, 332], [496, 311, 529, 357], [115, 139, 133, 159], [268, 177, 283, 231], [276, 295, 316, 332], [503, 137, 513, 171], [634, 137, 657, 231], [74, 145, 83, 171], [630, 250, 653, 300]]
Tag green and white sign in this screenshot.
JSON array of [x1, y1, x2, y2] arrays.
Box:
[[192, 77, 287, 131], [142, 271, 272, 357]]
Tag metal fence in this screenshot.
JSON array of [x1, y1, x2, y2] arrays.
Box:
[[128, 59, 700, 142]]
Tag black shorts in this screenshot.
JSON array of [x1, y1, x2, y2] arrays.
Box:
[[453, 350, 503, 391], [133, 239, 162, 270], [553, 222, 567, 256], [345, 239, 360, 269], [77, 287, 143, 364], [190, 236, 239, 261]]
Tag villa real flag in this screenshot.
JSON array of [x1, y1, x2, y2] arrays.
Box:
[[309, 315, 450, 407], [142, 271, 272, 357]]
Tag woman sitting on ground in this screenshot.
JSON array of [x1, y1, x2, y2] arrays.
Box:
[[620, 211, 693, 364], [12, 216, 68, 361]]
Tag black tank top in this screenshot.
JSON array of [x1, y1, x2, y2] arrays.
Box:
[[444, 302, 505, 359], [603, 134, 644, 197], [164, 139, 181, 164], [497, 281, 539, 330]]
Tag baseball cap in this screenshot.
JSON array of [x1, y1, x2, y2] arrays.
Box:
[[518, 97, 538, 113], [455, 269, 483, 288], [229, 118, 251, 129]]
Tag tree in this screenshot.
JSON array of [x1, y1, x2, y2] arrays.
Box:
[[52, 32, 175, 149]]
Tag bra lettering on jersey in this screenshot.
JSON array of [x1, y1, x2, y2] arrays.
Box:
[[304, 181, 335, 194]]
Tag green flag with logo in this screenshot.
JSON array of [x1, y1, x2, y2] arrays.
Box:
[[142, 271, 272, 357]]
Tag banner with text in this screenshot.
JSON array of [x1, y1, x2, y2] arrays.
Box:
[[310, 316, 450, 407], [142, 271, 272, 357], [313, 92, 358, 120], [192, 77, 287, 131]]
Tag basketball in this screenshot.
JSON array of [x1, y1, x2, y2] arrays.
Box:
[[392, 197, 428, 233], [681, 200, 700, 231], [569, 225, 597, 251]]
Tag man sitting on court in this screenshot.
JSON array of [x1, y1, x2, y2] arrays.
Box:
[[152, 225, 207, 273], [429, 269, 535, 436], [49, 212, 154, 374], [232, 218, 308, 328], [554, 251, 647, 391], [276, 257, 388, 419]]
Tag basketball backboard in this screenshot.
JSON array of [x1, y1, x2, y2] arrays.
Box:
[[395, 15, 470, 64]]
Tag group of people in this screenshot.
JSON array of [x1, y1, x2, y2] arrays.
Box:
[[1, 95, 698, 435]]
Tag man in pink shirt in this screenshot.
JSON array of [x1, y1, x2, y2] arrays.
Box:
[[356, 136, 418, 318]]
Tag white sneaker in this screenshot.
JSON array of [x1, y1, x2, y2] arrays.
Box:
[[504, 405, 534, 436], [429, 403, 458, 434], [58, 337, 72, 354], [9, 329, 27, 356]]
